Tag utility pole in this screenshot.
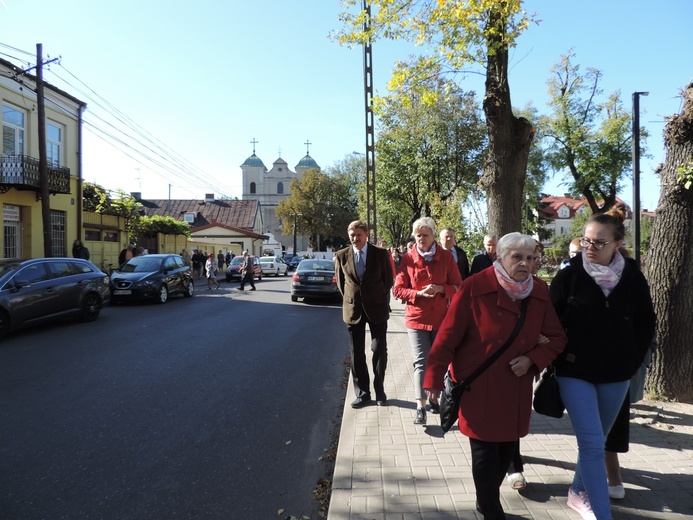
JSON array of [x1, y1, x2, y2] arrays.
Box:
[[36, 43, 53, 257], [362, 0, 377, 243], [632, 91, 648, 266]]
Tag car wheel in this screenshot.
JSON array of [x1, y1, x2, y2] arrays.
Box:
[[184, 281, 194, 297], [157, 285, 169, 304], [291, 295, 298, 302], [275, 269, 280, 277], [284, 269, 289, 276], [0, 310, 10, 340], [81, 293, 102, 322]]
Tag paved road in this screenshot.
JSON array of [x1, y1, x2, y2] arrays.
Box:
[[0, 276, 348, 519]]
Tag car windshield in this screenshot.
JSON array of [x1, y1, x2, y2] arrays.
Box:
[[259, 258, 275, 263], [0, 263, 22, 278], [298, 260, 334, 271], [230, 257, 244, 265], [119, 257, 163, 273]]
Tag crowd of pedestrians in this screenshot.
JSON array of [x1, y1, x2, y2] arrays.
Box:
[[334, 206, 655, 520]]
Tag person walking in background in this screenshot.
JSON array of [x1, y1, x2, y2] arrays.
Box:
[[237, 251, 256, 291], [217, 250, 225, 272], [470, 234, 498, 275], [118, 244, 134, 267], [439, 227, 469, 280], [424, 232, 566, 520], [334, 220, 393, 409], [394, 217, 462, 426], [72, 239, 90, 260], [549, 204, 656, 520], [205, 253, 220, 290], [560, 237, 583, 269], [391, 247, 402, 271], [181, 248, 191, 268], [192, 249, 204, 279]]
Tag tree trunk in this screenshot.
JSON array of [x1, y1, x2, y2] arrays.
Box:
[[480, 28, 535, 236], [644, 82, 693, 403]]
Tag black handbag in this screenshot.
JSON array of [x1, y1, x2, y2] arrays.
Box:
[[439, 298, 528, 433], [533, 364, 564, 418]]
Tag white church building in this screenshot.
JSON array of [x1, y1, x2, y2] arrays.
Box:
[[240, 141, 320, 254]]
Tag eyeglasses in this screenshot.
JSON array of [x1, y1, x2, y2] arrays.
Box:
[[579, 237, 614, 251]]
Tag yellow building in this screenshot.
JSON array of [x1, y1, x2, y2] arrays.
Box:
[[1, 57, 87, 260]]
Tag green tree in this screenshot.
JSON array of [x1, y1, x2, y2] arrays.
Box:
[[337, 0, 535, 235], [82, 183, 142, 238], [138, 215, 191, 237], [374, 77, 486, 234], [276, 169, 358, 250], [539, 51, 646, 214]]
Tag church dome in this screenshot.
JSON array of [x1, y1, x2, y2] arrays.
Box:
[[241, 153, 267, 168], [296, 154, 320, 170]]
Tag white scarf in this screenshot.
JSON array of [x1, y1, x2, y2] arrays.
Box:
[[493, 260, 534, 301], [581, 250, 625, 297]]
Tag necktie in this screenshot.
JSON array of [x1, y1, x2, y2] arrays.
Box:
[[356, 250, 365, 280]]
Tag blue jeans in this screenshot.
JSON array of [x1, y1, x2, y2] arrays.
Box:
[[557, 376, 629, 520], [406, 329, 437, 400]]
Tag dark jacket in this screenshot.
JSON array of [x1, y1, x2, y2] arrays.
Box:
[[335, 244, 393, 325], [549, 253, 656, 384], [447, 245, 470, 279], [470, 251, 494, 275]]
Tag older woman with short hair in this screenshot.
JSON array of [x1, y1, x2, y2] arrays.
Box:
[[394, 217, 462, 425], [424, 232, 567, 520]]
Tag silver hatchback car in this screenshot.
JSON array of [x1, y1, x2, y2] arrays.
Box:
[[0, 257, 111, 340]]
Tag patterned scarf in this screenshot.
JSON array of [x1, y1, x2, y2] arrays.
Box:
[[493, 260, 534, 301], [582, 249, 625, 297], [417, 243, 437, 263]]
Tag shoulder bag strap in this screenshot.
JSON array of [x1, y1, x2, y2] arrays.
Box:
[[453, 297, 529, 395]]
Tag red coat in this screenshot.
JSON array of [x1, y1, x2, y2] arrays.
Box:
[[393, 245, 463, 331], [423, 267, 567, 442]]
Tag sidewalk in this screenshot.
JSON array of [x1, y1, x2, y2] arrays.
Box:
[[329, 300, 693, 520]]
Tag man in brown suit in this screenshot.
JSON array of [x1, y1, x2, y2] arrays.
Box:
[[335, 220, 393, 408]]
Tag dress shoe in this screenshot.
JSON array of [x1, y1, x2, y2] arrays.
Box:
[[426, 399, 440, 414], [351, 396, 371, 408], [376, 394, 387, 406], [414, 407, 427, 425]]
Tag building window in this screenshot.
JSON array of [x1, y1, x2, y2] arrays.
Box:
[[47, 122, 63, 167], [50, 210, 67, 257], [558, 206, 570, 218], [2, 104, 25, 155], [250, 182, 256, 194], [183, 213, 195, 224], [3, 204, 21, 259], [85, 229, 101, 241], [103, 231, 118, 242], [277, 182, 284, 194]]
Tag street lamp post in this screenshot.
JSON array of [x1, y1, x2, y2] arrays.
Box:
[[632, 91, 648, 266]]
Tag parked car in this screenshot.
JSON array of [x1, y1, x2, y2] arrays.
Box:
[[291, 259, 340, 302], [258, 255, 288, 277], [109, 254, 194, 304], [0, 257, 111, 340], [225, 256, 262, 282]]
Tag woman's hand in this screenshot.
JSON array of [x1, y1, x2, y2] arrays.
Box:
[[417, 284, 441, 298], [509, 355, 533, 377], [536, 334, 549, 345], [424, 388, 438, 399]]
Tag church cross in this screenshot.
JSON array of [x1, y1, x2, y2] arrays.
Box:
[[304, 140, 312, 155], [250, 138, 258, 154]]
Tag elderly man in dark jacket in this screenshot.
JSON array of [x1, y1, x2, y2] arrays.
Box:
[[335, 220, 393, 408]]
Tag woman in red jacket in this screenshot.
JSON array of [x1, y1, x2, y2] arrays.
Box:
[[423, 232, 567, 520], [393, 217, 463, 426]]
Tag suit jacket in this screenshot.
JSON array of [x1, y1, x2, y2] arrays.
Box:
[[335, 244, 393, 325], [451, 245, 470, 279]]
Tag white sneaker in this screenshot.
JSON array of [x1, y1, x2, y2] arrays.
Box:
[[608, 484, 625, 499], [567, 487, 597, 520], [506, 472, 527, 490]]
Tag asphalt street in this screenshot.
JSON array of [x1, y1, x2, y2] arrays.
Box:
[[0, 276, 348, 519]]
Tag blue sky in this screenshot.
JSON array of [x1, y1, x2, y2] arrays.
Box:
[[1, 0, 690, 212]]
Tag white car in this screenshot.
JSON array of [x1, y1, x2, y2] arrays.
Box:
[[258, 255, 289, 277]]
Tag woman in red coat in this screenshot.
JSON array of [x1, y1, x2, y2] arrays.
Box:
[[393, 217, 463, 426], [423, 232, 567, 520]]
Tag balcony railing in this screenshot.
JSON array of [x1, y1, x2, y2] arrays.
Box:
[[0, 155, 71, 195]]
